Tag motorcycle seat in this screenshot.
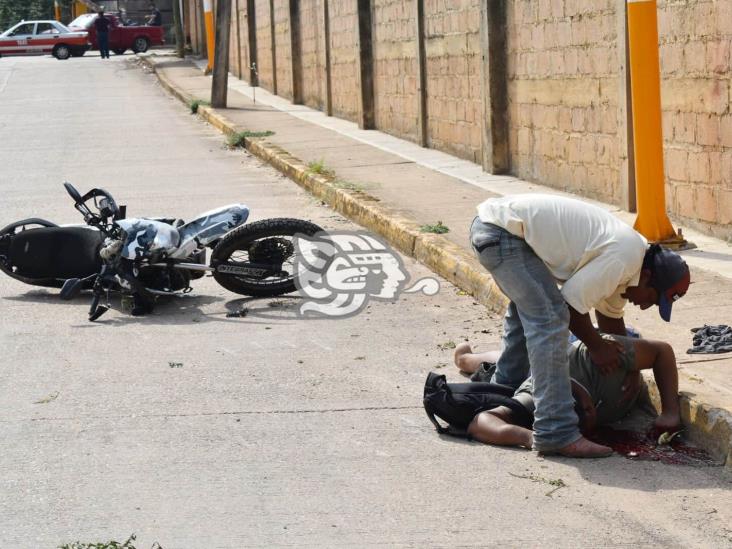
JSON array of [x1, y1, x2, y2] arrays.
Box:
[[9, 226, 103, 280]]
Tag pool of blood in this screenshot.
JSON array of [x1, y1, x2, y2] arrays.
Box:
[[589, 427, 718, 466]]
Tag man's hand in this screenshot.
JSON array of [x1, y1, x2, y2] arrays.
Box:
[[588, 338, 625, 375]]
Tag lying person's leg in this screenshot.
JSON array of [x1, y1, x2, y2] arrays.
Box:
[[467, 407, 533, 449], [453, 343, 501, 374], [631, 338, 681, 431]]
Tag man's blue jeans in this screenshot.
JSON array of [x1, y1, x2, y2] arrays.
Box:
[[98, 32, 110, 58], [470, 217, 581, 451]]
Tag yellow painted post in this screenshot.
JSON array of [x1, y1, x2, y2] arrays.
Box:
[[203, 0, 216, 73], [75, 1, 88, 16], [54, 1, 62, 21], [626, 0, 682, 244]]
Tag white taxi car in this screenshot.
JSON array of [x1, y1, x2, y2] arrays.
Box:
[[0, 20, 90, 60]]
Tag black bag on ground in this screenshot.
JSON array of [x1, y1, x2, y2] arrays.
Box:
[[423, 372, 533, 437]]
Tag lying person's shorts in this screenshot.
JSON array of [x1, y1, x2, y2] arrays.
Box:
[[511, 335, 643, 426]]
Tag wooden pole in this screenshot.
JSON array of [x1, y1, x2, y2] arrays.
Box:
[[289, 0, 303, 104], [173, 0, 185, 58], [247, 0, 258, 85], [322, 0, 333, 116], [479, 0, 509, 174], [269, 0, 278, 94], [211, 0, 232, 108], [356, 0, 375, 129], [415, 0, 428, 147]]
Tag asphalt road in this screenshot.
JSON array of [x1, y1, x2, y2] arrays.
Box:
[[0, 54, 731, 548]]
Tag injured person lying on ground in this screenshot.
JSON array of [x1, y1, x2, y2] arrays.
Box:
[[452, 335, 681, 453]]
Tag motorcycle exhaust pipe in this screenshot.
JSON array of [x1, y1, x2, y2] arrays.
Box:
[[150, 262, 213, 272]]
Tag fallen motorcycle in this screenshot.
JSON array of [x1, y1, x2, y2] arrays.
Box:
[[0, 182, 323, 321]]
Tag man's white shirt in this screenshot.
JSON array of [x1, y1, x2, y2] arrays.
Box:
[[477, 194, 647, 318]]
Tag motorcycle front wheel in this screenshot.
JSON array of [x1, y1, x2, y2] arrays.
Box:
[[210, 218, 323, 297]]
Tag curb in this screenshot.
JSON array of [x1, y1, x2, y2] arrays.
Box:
[[139, 55, 508, 314], [140, 55, 731, 469]]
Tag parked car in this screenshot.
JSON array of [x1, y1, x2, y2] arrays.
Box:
[[0, 20, 90, 60], [67, 13, 164, 55]]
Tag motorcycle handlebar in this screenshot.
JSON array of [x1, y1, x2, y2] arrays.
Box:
[[62, 182, 121, 227], [63, 182, 83, 204]]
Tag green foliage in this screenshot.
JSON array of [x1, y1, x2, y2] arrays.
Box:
[[226, 130, 275, 147], [0, 0, 63, 31], [189, 99, 210, 114], [58, 533, 164, 549], [419, 221, 450, 234], [57, 533, 160, 549], [332, 179, 364, 192]]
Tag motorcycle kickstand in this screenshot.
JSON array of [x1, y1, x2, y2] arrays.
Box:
[[88, 286, 111, 322]]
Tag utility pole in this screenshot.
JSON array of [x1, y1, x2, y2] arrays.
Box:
[[172, 0, 185, 58], [211, 0, 232, 108]]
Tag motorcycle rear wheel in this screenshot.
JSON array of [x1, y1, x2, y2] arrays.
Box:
[[211, 218, 323, 297]]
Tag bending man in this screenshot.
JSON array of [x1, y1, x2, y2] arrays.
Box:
[[470, 194, 690, 457]]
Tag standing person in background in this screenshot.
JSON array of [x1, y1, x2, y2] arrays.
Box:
[[147, 3, 163, 26], [94, 10, 111, 59]]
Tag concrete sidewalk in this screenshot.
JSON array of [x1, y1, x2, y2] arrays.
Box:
[[138, 54, 732, 467]]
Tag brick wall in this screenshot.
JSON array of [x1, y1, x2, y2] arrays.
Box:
[[658, 0, 732, 238], [329, 0, 360, 122], [372, 0, 419, 142], [506, 0, 622, 204], [423, 0, 482, 163]]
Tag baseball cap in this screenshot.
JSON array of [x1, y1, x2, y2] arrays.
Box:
[[643, 245, 691, 322]]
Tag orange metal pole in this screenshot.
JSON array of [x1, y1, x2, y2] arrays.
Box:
[[203, 0, 216, 73], [627, 0, 678, 243]]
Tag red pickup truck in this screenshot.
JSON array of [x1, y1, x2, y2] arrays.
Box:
[[68, 13, 164, 55]]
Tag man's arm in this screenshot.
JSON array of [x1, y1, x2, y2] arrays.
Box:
[[596, 310, 627, 336], [569, 305, 623, 374]]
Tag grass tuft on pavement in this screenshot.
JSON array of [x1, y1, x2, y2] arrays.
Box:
[[420, 221, 450, 234], [306, 159, 336, 179], [227, 130, 275, 148], [189, 99, 210, 114]]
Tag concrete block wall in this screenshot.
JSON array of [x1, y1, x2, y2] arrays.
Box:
[[254, 0, 274, 91], [188, 0, 731, 239], [273, 0, 293, 101], [300, 0, 325, 111], [328, 0, 360, 123], [423, 0, 482, 163], [506, 0, 622, 205], [658, 0, 732, 239], [372, 0, 419, 142]]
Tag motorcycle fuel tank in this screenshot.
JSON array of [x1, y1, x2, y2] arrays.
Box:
[[117, 218, 181, 260]]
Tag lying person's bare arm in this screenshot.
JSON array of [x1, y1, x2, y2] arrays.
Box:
[[630, 338, 681, 432]]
